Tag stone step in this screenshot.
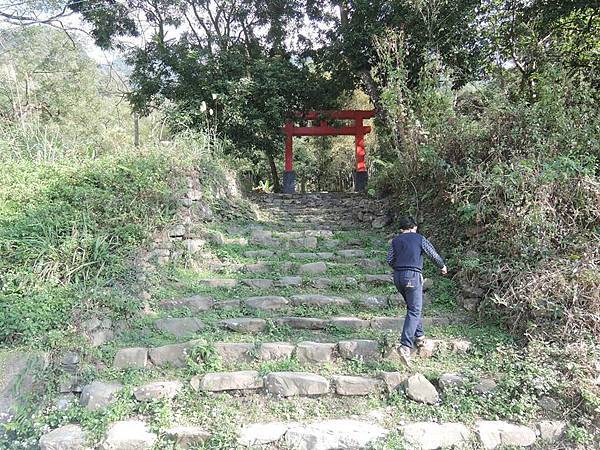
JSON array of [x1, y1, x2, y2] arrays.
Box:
[[256, 221, 355, 230], [153, 298, 454, 336], [266, 213, 362, 221], [274, 315, 454, 331], [39, 421, 211, 449], [260, 207, 362, 213], [269, 218, 367, 226], [191, 370, 384, 397], [259, 222, 369, 231], [246, 232, 387, 251], [39, 416, 560, 450], [194, 273, 399, 290], [257, 206, 377, 213], [264, 210, 377, 218], [112, 337, 471, 369], [236, 418, 553, 449], [122, 369, 463, 402], [240, 254, 386, 267], [267, 218, 375, 227], [152, 298, 457, 333], [261, 207, 366, 214], [228, 227, 338, 238], [215, 259, 391, 277], [239, 420, 382, 449]]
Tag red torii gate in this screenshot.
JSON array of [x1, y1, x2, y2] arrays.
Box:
[[282, 110, 375, 193]]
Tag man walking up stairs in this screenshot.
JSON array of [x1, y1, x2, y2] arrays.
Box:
[[387, 216, 448, 366]]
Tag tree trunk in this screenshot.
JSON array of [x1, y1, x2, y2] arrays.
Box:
[[266, 153, 280, 192], [358, 69, 386, 123], [133, 113, 140, 147], [338, 2, 385, 123]]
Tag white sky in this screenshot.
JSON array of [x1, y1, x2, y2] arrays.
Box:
[[1, 1, 340, 76], [57, 3, 338, 68]]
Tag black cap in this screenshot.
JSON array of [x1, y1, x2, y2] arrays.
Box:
[[398, 216, 417, 230]]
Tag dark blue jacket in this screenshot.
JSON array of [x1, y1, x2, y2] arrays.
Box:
[[387, 232, 445, 273]]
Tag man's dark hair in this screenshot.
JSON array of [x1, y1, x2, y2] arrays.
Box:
[[398, 216, 417, 230]]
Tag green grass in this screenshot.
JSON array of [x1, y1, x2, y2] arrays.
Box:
[[0, 154, 181, 346]]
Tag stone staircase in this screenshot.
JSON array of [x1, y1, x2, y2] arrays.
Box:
[[251, 192, 393, 229], [37, 194, 567, 450]]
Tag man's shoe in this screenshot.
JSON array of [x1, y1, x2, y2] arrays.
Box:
[[415, 336, 426, 348], [398, 345, 412, 367]]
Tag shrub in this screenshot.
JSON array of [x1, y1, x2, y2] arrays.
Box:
[[374, 65, 600, 343]]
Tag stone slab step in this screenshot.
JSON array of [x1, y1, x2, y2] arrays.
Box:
[[177, 369, 434, 399], [39, 417, 557, 450], [101, 420, 157, 449], [155, 294, 404, 317], [249, 230, 374, 247], [265, 372, 330, 396], [217, 318, 267, 333], [113, 337, 471, 369], [274, 315, 455, 331], [235, 228, 336, 239], [270, 213, 360, 220], [255, 222, 361, 231], [289, 294, 351, 307], [155, 287, 436, 315], [151, 311, 457, 341], [43, 420, 207, 449], [195, 273, 405, 290], [239, 257, 385, 271], [236, 407, 548, 449], [133, 380, 183, 401], [155, 318, 204, 338], [239, 419, 388, 449], [191, 371, 263, 391]]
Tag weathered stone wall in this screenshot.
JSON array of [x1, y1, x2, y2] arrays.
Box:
[[136, 169, 254, 272]]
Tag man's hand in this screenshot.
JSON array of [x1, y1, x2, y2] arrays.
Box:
[[440, 265, 448, 275]]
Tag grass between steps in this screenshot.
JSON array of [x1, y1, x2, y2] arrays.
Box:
[[107, 305, 466, 349], [8, 325, 565, 449]]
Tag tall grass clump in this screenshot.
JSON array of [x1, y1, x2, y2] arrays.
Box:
[[0, 131, 226, 346]]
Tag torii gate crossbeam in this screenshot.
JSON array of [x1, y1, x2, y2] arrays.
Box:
[[282, 110, 375, 193]]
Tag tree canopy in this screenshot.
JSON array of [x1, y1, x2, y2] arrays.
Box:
[[32, 0, 596, 187]]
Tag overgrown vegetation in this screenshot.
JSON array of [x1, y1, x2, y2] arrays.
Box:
[[0, 27, 236, 346], [368, 28, 599, 437], [0, 151, 175, 344], [0, 0, 598, 447], [373, 44, 599, 343]]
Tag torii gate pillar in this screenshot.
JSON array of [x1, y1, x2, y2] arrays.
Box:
[[282, 110, 375, 193], [353, 118, 368, 192], [283, 121, 296, 193]]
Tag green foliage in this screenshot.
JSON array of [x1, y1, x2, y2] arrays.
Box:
[[484, 0, 599, 95], [129, 46, 343, 188], [186, 341, 222, 374], [0, 151, 178, 344], [374, 59, 599, 342], [64, 0, 599, 191], [565, 424, 595, 445], [322, 0, 483, 88], [70, 0, 487, 188], [0, 27, 153, 161]]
